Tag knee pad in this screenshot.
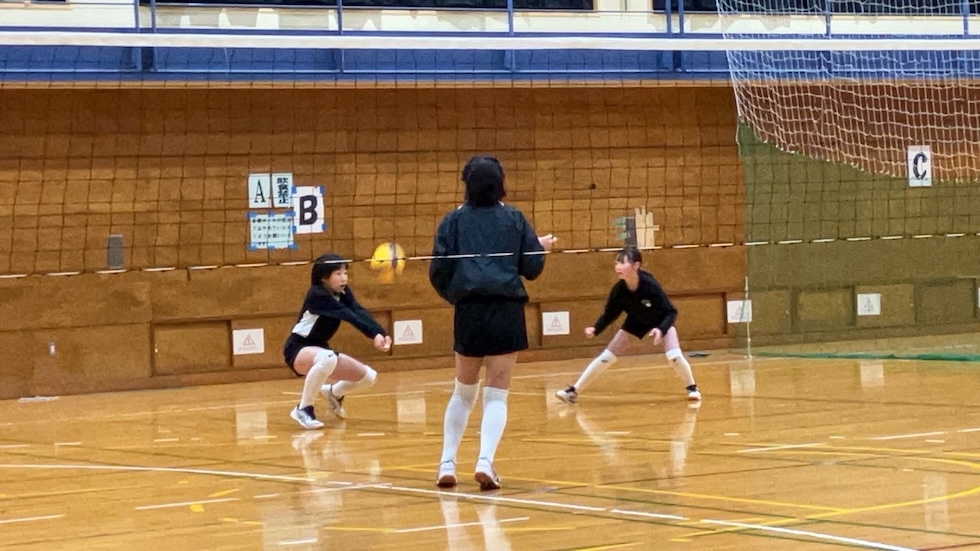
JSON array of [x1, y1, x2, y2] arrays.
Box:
[[665, 348, 684, 362], [361, 366, 378, 387], [314, 349, 338, 375], [453, 379, 480, 411]]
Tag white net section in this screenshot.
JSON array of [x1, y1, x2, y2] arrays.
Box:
[[718, 0, 980, 182]]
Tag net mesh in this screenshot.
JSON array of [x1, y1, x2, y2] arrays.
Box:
[[0, 33, 739, 275], [720, 0, 980, 182], [718, 1, 980, 360]]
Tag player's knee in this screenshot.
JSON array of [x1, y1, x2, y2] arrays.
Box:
[[313, 349, 338, 374], [599, 349, 618, 364], [665, 348, 684, 362], [453, 379, 479, 410], [361, 366, 378, 387], [483, 386, 509, 406]]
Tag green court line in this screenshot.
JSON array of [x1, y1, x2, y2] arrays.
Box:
[[755, 351, 980, 362]]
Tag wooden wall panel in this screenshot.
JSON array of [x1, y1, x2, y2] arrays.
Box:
[[0, 86, 748, 398], [153, 322, 231, 375], [31, 324, 152, 395]]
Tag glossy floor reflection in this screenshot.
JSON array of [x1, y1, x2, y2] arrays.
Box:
[[1, 353, 979, 550]]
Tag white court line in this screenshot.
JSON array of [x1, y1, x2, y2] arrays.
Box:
[[610, 509, 688, 521], [299, 483, 387, 495], [393, 516, 529, 534], [136, 497, 239, 510], [957, 428, 980, 433], [0, 514, 65, 525], [153, 438, 179, 443], [701, 519, 915, 551], [0, 444, 29, 449], [512, 357, 778, 381], [0, 463, 313, 483], [280, 538, 318, 546], [871, 431, 947, 441], [54, 442, 81, 446], [386, 485, 605, 512], [738, 443, 823, 453]]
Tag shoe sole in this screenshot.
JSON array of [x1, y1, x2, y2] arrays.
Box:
[[320, 390, 348, 420], [436, 474, 458, 488], [290, 410, 324, 430], [475, 471, 501, 491], [556, 392, 577, 404]]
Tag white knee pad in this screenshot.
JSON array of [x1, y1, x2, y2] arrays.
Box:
[[598, 349, 618, 364], [665, 348, 684, 362], [361, 366, 378, 387], [314, 349, 338, 376], [453, 379, 480, 411]]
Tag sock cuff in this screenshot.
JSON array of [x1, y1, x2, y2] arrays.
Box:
[[483, 386, 509, 403], [361, 366, 378, 386], [666, 348, 684, 361], [599, 349, 618, 363], [454, 379, 480, 401]]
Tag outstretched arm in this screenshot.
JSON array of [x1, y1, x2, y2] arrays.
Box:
[[518, 214, 547, 281], [592, 285, 625, 336]]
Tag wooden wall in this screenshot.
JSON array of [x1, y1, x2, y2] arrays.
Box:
[[0, 86, 747, 399]]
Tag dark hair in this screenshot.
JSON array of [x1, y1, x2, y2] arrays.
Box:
[[616, 247, 642, 264], [311, 253, 348, 286], [461, 155, 506, 207]]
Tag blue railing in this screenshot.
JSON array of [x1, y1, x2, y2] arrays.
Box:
[[1, 0, 979, 81]]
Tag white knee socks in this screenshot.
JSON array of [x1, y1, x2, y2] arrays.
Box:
[[478, 387, 509, 463], [300, 349, 338, 409], [440, 379, 480, 464], [573, 349, 617, 392]]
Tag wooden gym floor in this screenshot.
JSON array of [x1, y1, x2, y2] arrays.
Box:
[[1, 352, 979, 550]]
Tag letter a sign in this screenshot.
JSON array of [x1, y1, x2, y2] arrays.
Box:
[[292, 186, 327, 235]]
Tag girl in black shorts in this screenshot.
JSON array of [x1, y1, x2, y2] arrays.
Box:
[[284, 253, 391, 430], [429, 155, 556, 490], [556, 247, 701, 405]]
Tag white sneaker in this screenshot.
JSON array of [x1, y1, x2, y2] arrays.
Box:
[[320, 384, 347, 419], [687, 385, 702, 401], [474, 457, 501, 491], [556, 386, 578, 404], [436, 461, 457, 488], [290, 405, 324, 430]]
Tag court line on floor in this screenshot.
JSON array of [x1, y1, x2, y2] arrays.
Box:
[[0, 463, 314, 483], [737, 443, 824, 453], [676, 446, 980, 541], [392, 516, 529, 534], [0, 461, 926, 551], [0, 514, 65, 525], [511, 356, 777, 380], [702, 519, 915, 551]]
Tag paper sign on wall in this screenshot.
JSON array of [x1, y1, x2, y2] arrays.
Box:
[[292, 185, 327, 234], [542, 311, 570, 336], [248, 173, 272, 208], [233, 328, 265, 355], [394, 320, 423, 345], [857, 293, 881, 316], [727, 300, 752, 323]]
